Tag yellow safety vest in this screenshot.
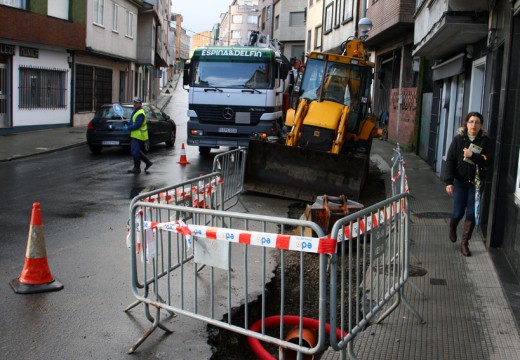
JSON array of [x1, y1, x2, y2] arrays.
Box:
[[130, 108, 148, 141]]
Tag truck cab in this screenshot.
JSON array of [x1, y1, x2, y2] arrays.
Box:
[[183, 44, 290, 154]]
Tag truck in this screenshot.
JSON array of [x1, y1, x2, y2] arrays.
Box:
[[243, 37, 380, 201], [182, 33, 290, 155]]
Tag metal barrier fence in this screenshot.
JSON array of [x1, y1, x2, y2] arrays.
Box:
[[390, 144, 409, 196], [124, 173, 225, 314], [125, 146, 422, 358], [127, 200, 330, 356], [328, 192, 424, 359], [212, 147, 247, 209]]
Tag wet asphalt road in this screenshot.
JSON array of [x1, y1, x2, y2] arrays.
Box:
[[0, 84, 252, 359], [0, 81, 388, 359]]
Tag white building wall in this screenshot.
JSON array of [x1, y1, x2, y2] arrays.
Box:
[[322, 0, 357, 52], [13, 49, 70, 127], [305, 0, 324, 52], [414, 0, 446, 49], [86, 0, 138, 60]]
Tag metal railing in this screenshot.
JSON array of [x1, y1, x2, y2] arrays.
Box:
[[212, 147, 247, 210], [390, 144, 409, 196], [328, 192, 424, 359], [125, 145, 423, 358], [127, 200, 329, 355]]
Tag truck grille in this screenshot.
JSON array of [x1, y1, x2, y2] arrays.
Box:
[[191, 104, 265, 125]]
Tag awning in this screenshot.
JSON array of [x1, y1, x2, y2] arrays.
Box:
[[432, 53, 465, 81]]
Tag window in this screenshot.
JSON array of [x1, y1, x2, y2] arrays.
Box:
[[247, 15, 258, 24], [48, 0, 69, 20], [290, 12, 305, 27], [94, 0, 104, 26], [334, 1, 341, 28], [2, 0, 26, 9], [315, 25, 322, 49], [324, 5, 333, 33], [112, 4, 119, 32], [307, 30, 311, 51], [75, 64, 113, 112], [19, 67, 67, 109], [232, 15, 243, 24], [309, 0, 313, 6], [275, 15, 279, 30], [292, 45, 304, 60], [126, 10, 135, 38], [342, 0, 353, 22]]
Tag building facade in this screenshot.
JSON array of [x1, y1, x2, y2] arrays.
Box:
[[0, 1, 86, 133], [219, 0, 260, 46], [0, 0, 172, 130]]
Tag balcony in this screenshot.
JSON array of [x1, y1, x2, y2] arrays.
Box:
[[365, 0, 415, 47], [0, 5, 85, 50], [413, 0, 488, 59]]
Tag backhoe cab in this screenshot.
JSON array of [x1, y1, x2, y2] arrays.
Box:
[[243, 38, 380, 201]]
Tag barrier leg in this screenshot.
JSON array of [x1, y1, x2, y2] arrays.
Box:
[[375, 289, 425, 324], [129, 306, 173, 354], [347, 342, 358, 360]]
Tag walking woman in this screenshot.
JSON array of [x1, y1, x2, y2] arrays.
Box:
[[444, 112, 489, 256]]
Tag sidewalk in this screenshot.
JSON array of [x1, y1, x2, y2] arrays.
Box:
[[322, 140, 520, 359], [0, 84, 174, 163], [1, 120, 520, 358]]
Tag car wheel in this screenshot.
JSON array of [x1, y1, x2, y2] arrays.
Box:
[[165, 130, 175, 147], [142, 139, 151, 153], [89, 144, 102, 154], [199, 146, 211, 155]]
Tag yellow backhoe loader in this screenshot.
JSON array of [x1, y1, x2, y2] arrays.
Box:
[[243, 38, 380, 201]]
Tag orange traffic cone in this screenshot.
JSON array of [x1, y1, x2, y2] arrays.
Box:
[[10, 202, 63, 294], [177, 143, 190, 165]]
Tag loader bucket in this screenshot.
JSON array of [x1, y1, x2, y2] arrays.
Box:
[[243, 140, 369, 202]]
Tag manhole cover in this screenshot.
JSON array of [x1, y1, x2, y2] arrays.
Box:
[[430, 278, 447, 286]]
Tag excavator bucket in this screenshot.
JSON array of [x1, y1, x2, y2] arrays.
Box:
[[243, 140, 369, 202]]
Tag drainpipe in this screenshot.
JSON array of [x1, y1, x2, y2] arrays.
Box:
[[396, 43, 404, 144]]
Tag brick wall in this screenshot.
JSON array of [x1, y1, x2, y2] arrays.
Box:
[[387, 87, 417, 148]]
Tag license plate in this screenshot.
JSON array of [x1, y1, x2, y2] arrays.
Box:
[[218, 127, 238, 134], [102, 141, 120, 145]]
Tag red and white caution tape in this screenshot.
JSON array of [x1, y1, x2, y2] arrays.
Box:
[[341, 200, 406, 241], [134, 220, 337, 254]]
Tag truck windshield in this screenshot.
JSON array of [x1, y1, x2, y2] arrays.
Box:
[[192, 60, 273, 89]]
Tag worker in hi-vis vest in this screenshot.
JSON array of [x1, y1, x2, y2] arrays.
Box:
[[124, 97, 153, 174]]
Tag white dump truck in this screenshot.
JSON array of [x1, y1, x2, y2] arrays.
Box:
[[182, 33, 291, 154]]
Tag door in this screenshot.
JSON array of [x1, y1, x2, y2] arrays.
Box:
[[0, 57, 10, 128]]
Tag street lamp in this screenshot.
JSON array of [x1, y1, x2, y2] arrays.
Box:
[[358, 17, 373, 41]]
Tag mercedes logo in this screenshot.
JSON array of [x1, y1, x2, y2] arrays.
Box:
[[222, 107, 234, 120]]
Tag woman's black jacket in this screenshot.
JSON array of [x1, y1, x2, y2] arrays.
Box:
[[444, 128, 489, 186]]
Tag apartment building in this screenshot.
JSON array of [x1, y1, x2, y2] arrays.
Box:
[[0, 0, 172, 130], [219, 0, 260, 46], [0, 1, 86, 132]]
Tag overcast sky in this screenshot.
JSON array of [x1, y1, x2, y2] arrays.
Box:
[[172, 0, 231, 36]]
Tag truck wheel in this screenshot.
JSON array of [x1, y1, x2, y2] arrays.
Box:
[[199, 146, 211, 155]]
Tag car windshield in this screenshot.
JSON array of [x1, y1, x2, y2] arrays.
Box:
[[95, 106, 133, 119]]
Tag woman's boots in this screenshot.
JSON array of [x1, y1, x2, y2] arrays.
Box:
[[460, 220, 475, 257], [449, 219, 459, 243]]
